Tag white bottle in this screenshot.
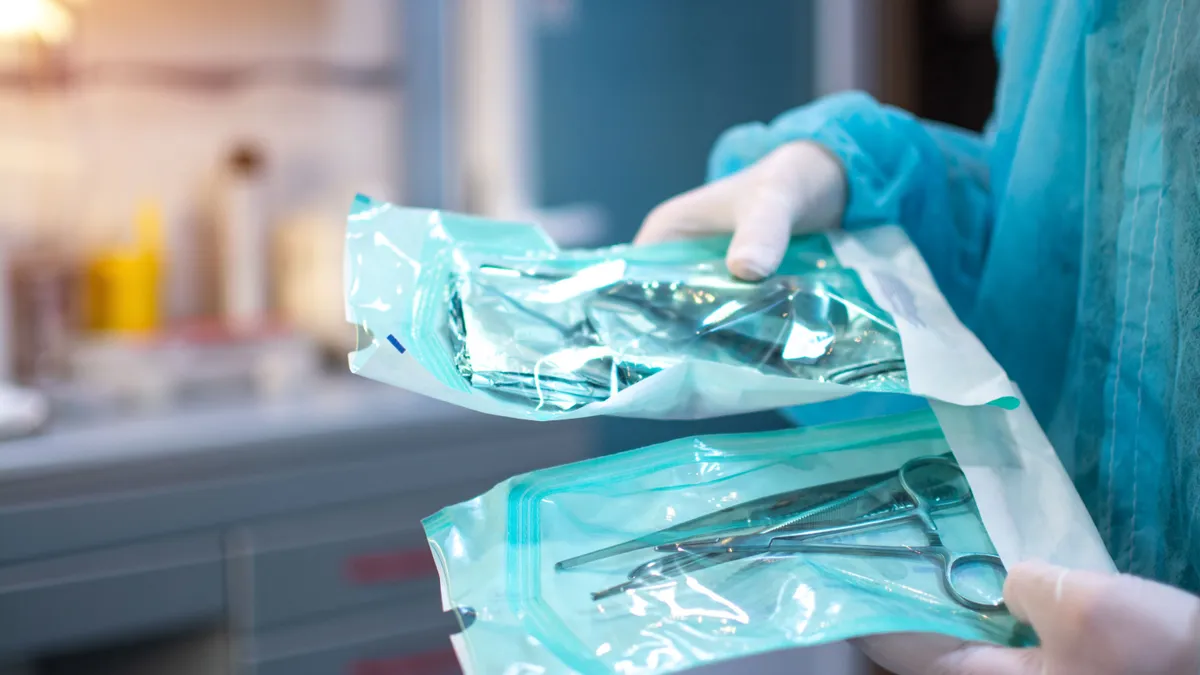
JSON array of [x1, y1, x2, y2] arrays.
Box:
[[274, 207, 356, 354], [219, 144, 267, 330]]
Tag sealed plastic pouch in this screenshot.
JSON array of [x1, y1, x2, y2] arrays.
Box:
[[424, 403, 1114, 674], [345, 196, 1015, 419]]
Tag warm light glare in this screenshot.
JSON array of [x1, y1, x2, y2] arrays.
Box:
[[0, 0, 75, 44]]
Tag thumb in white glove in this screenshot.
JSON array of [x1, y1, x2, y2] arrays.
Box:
[[856, 561, 1200, 675], [635, 141, 846, 281]]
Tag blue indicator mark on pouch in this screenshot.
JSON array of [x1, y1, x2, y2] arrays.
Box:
[[386, 334, 406, 354]]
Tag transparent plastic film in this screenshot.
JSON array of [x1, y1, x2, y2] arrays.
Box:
[[450, 251, 906, 414], [424, 411, 1033, 675], [345, 197, 1015, 420]]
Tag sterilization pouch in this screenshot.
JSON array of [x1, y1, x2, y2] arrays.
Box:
[[345, 195, 1015, 419], [424, 401, 1114, 675]]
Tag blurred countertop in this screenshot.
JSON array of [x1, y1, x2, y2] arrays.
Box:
[[0, 377, 482, 484]]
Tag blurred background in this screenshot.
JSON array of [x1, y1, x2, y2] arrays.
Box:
[[0, 1, 996, 673]]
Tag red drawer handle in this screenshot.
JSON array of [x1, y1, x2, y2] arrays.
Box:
[[349, 647, 460, 675], [344, 548, 439, 585]]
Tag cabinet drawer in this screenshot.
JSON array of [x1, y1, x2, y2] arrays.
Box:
[[241, 527, 441, 630], [233, 487, 488, 630], [0, 534, 224, 659], [245, 603, 461, 675]]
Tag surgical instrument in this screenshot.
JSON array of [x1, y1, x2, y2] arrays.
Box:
[[590, 549, 748, 601], [665, 456, 1006, 612], [554, 460, 931, 571], [450, 261, 909, 411]]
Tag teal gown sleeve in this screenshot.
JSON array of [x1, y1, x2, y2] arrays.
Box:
[[706, 91, 993, 320]]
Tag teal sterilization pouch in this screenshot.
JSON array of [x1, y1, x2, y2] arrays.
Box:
[[425, 402, 1115, 675], [345, 196, 1016, 420]]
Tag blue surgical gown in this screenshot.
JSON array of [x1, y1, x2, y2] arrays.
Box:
[[706, 0, 1200, 588]]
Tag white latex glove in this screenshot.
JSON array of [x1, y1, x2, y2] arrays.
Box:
[[635, 140, 846, 281], [856, 561, 1200, 675]]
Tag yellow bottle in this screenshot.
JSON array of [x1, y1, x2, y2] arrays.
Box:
[[84, 202, 162, 334]]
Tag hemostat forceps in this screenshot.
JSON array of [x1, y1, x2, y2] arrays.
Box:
[[664, 455, 1007, 612]]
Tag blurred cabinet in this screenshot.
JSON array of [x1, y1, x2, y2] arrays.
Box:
[[0, 535, 225, 657], [244, 607, 460, 675], [0, 390, 592, 674], [228, 495, 445, 631], [532, 0, 815, 244]]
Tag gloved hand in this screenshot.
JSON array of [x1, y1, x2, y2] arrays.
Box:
[[635, 141, 846, 281], [856, 561, 1200, 675]]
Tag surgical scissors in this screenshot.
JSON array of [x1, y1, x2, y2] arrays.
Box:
[[665, 455, 1007, 612], [554, 460, 927, 572]]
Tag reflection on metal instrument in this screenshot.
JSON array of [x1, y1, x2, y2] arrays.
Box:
[[448, 261, 908, 412]]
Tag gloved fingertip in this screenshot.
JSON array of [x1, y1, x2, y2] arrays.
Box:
[[1002, 561, 1072, 622], [726, 251, 776, 281], [1006, 561, 1070, 591]]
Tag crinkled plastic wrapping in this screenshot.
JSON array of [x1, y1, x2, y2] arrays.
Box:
[[425, 403, 1115, 675], [422, 410, 984, 672], [345, 196, 1016, 420]]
